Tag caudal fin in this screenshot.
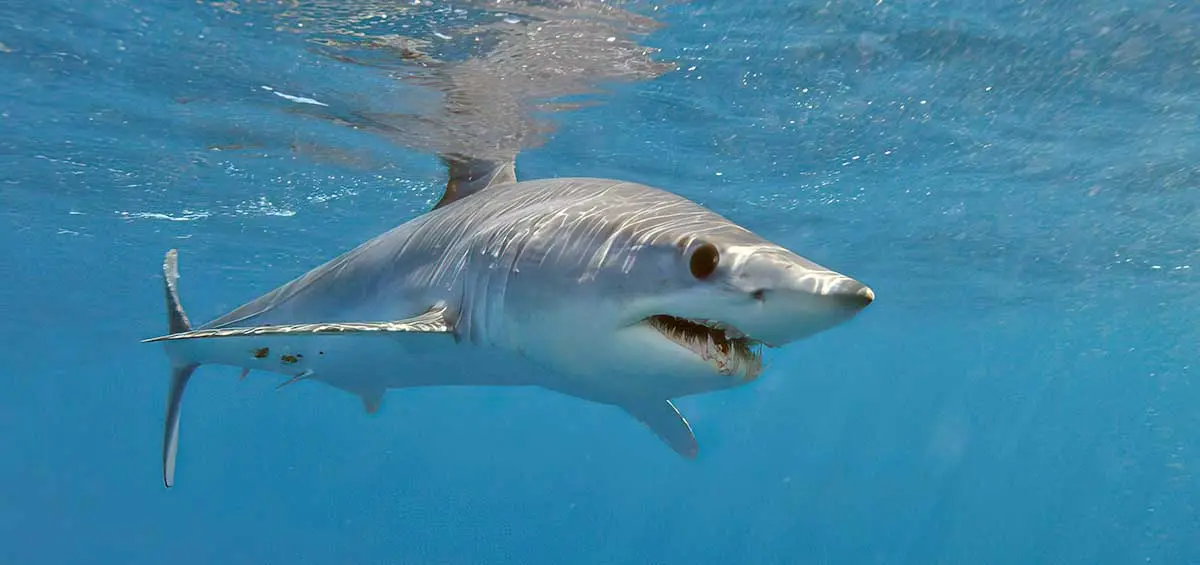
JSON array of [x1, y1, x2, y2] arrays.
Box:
[[159, 249, 197, 488], [162, 363, 196, 488]]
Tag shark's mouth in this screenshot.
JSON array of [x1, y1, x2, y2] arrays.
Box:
[[645, 315, 765, 380]]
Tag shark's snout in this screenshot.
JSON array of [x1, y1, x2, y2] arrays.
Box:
[[718, 247, 874, 347], [825, 278, 875, 310]]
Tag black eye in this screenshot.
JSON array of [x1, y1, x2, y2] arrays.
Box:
[[689, 242, 720, 280]]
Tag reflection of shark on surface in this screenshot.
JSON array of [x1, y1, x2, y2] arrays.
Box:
[[148, 1, 875, 488]]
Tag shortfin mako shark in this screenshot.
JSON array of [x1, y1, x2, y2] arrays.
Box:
[[145, 153, 875, 487]]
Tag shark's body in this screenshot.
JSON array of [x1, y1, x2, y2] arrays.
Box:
[[148, 160, 875, 487]]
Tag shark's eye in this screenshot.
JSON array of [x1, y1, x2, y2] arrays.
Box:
[[689, 242, 720, 280]]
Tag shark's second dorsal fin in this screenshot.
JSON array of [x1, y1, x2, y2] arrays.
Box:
[[432, 153, 516, 210]]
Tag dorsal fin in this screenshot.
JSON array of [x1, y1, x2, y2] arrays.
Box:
[[433, 153, 516, 210]]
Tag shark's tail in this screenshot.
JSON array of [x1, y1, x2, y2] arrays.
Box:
[[159, 249, 198, 488]]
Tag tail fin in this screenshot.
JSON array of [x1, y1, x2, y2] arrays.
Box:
[[160, 249, 198, 488]]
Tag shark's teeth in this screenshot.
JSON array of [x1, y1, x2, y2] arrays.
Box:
[[690, 319, 747, 340], [645, 315, 764, 380]]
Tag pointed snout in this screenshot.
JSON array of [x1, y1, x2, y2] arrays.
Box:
[[737, 247, 874, 311], [826, 278, 875, 311], [727, 247, 874, 345]]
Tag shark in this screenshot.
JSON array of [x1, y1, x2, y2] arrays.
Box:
[[145, 154, 875, 487]]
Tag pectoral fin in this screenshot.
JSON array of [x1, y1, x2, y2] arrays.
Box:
[[621, 399, 699, 459]]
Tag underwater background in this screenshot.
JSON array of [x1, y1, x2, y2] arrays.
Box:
[[1, 0, 1196, 563]]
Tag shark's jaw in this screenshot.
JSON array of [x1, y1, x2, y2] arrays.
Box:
[[642, 315, 765, 381]]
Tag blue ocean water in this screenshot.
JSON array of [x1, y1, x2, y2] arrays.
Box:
[[1, 0, 1197, 563]]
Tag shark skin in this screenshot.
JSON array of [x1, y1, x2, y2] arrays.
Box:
[[147, 171, 875, 487]]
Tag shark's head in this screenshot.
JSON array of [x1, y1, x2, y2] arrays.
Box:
[[504, 184, 874, 398], [601, 234, 874, 388]]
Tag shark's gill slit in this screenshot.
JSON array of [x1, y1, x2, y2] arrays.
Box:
[[645, 315, 764, 379]]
